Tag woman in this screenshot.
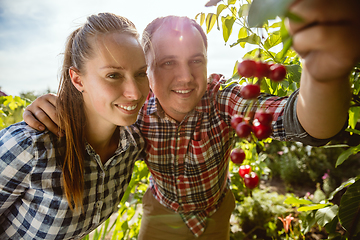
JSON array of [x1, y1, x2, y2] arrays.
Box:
[[0, 13, 149, 239]]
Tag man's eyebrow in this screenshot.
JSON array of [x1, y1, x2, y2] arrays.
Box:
[[192, 53, 206, 58], [157, 55, 176, 62], [157, 53, 206, 62]]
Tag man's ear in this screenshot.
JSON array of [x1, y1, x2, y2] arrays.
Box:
[[69, 67, 84, 92]]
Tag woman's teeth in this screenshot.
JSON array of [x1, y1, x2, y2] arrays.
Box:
[[119, 104, 137, 111]]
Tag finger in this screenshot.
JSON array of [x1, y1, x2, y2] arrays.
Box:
[[287, 0, 359, 35], [37, 94, 60, 126], [292, 23, 360, 61], [292, 24, 360, 81], [23, 110, 46, 131], [23, 94, 61, 136], [33, 108, 61, 136]]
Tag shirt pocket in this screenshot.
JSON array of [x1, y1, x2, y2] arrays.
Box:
[[188, 134, 219, 164]]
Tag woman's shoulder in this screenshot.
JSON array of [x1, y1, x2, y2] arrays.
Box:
[[1, 121, 55, 143], [0, 122, 58, 164]]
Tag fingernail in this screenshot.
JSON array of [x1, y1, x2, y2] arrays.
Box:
[[39, 126, 45, 131]]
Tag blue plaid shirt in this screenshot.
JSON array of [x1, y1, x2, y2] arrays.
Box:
[[0, 122, 145, 240]]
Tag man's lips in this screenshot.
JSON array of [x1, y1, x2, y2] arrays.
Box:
[[173, 89, 192, 94]]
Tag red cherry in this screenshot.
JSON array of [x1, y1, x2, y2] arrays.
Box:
[[252, 121, 272, 140], [236, 122, 252, 138], [244, 172, 259, 189], [239, 165, 251, 178], [254, 110, 273, 126], [240, 84, 260, 99], [237, 60, 257, 78], [269, 64, 287, 82], [231, 114, 244, 130], [230, 148, 246, 164], [255, 61, 270, 79]]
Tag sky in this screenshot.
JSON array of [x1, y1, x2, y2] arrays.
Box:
[[0, 0, 250, 96]]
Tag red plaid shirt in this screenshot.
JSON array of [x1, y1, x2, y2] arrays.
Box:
[[136, 77, 291, 237]]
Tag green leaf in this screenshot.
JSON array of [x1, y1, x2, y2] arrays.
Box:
[[222, 16, 236, 43], [269, 22, 281, 28], [346, 128, 360, 135], [315, 205, 338, 227], [274, 18, 293, 61], [238, 4, 250, 18], [248, 0, 295, 28], [216, 4, 227, 29], [228, 0, 236, 4], [336, 145, 360, 167], [325, 216, 340, 235], [243, 48, 266, 59], [349, 107, 360, 129], [298, 204, 331, 212], [230, 33, 261, 47], [286, 64, 302, 83], [263, 33, 282, 50], [232, 60, 240, 76], [200, 13, 206, 26], [338, 179, 360, 238], [195, 13, 205, 26], [328, 177, 356, 201], [238, 27, 248, 39], [206, 13, 217, 33], [284, 195, 313, 207], [237, 27, 248, 48]]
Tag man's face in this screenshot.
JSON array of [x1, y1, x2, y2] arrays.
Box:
[[147, 24, 208, 122]]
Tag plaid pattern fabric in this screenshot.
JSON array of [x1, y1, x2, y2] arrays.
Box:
[[136, 77, 292, 237], [0, 122, 144, 240]]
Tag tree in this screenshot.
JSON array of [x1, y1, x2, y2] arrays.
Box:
[[196, 0, 360, 238]]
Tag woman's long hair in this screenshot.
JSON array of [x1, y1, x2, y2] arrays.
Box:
[[57, 13, 138, 210]]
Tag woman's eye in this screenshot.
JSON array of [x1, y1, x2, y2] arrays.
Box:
[[107, 73, 122, 79], [138, 72, 147, 78]]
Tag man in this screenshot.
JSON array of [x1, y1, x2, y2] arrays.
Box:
[[23, 0, 360, 239]]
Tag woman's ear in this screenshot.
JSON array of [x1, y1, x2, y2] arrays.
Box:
[[69, 67, 84, 92]]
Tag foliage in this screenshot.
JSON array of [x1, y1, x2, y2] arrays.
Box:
[[230, 189, 298, 240], [0, 95, 31, 129]]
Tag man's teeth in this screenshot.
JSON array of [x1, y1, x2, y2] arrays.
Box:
[[119, 104, 137, 111], [175, 90, 191, 94]]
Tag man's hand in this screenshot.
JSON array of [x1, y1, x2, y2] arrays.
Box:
[[23, 93, 61, 136], [286, 0, 360, 139], [287, 0, 360, 81]]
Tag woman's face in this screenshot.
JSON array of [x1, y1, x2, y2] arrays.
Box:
[[79, 32, 149, 128]]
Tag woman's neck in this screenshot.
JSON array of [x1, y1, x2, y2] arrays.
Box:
[[85, 123, 120, 164]]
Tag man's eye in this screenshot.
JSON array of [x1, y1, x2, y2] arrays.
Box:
[[192, 59, 202, 64], [164, 61, 174, 66]]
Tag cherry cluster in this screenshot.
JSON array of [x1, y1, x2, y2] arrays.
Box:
[[230, 59, 287, 190]]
